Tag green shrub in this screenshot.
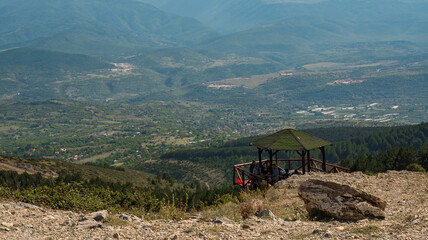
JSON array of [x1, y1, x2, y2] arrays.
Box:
[[406, 163, 426, 172]]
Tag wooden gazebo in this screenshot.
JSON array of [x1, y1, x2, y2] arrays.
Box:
[[233, 128, 349, 189]]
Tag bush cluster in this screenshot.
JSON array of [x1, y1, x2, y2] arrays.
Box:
[[0, 170, 240, 216]]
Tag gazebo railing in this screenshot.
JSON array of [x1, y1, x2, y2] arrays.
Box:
[[233, 158, 350, 188]]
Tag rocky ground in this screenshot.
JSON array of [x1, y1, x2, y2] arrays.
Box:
[[0, 171, 427, 239]]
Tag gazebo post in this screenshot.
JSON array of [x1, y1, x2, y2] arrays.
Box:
[[321, 146, 326, 172], [275, 151, 278, 166], [307, 150, 311, 172], [268, 149, 273, 174], [258, 147, 262, 165], [301, 150, 306, 174]]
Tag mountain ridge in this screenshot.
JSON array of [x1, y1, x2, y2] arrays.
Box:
[[0, 0, 219, 56]]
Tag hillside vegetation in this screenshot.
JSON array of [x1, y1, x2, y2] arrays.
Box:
[[0, 155, 150, 187], [0, 154, 240, 215]]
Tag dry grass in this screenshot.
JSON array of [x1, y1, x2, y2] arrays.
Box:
[[348, 225, 382, 236], [199, 202, 241, 221], [237, 191, 269, 219], [103, 215, 129, 227]]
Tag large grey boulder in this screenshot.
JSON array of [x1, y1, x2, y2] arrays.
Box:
[[298, 179, 386, 221]]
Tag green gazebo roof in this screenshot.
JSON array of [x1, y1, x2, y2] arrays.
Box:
[[249, 128, 332, 151]]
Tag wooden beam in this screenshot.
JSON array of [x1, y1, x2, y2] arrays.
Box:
[[307, 150, 311, 172]]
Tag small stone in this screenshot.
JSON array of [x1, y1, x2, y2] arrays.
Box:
[[241, 224, 251, 229], [0, 226, 10, 231], [324, 231, 332, 238], [1, 222, 14, 228], [119, 214, 130, 221], [190, 213, 202, 219], [212, 217, 232, 224], [198, 232, 207, 237], [78, 220, 103, 229], [90, 210, 108, 222], [13, 202, 40, 210], [312, 229, 322, 234], [131, 215, 142, 223], [258, 209, 276, 219], [113, 233, 119, 239], [78, 214, 87, 221], [171, 235, 178, 240], [142, 223, 152, 229], [412, 219, 420, 224]]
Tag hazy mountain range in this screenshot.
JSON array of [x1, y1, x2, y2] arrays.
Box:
[[0, 0, 219, 56], [1, 0, 427, 103]]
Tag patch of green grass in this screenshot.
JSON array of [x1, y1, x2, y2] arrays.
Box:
[[183, 227, 197, 233], [404, 214, 416, 222], [349, 225, 381, 236]]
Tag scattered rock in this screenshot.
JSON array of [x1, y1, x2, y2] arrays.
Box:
[[141, 222, 152, 229], [78, 214, 87, 222], [241, 224, 251, 229], [298, 179, 386, 221], [0, 226, 10, 231], [13, 202, 40, 210], [89, 210, 108, 222], [78, 220, 103, 229], [1, 222, 14, 228], [212, 217, 232, 224], [258, 209, 276, 219], [119, 214, 130, 221], [324, 231, 332, 238], [372, 233, 381, 238], [113, 232, 119, 239], [312, 229, 322, 234]]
